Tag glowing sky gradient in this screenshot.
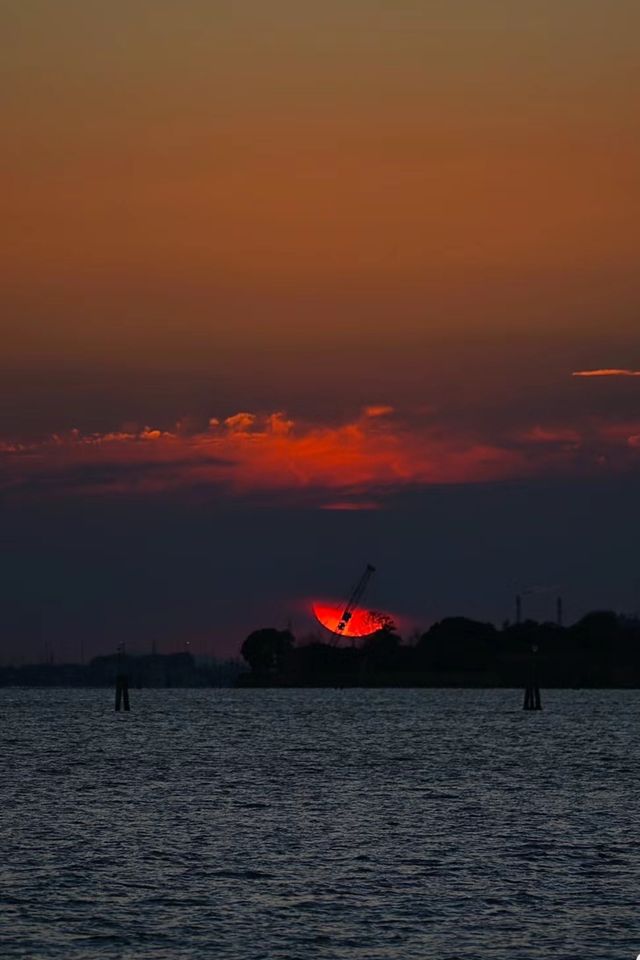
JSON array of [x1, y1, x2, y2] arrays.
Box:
[[1, 2, 640, 660], [3, 1, 639, 376]]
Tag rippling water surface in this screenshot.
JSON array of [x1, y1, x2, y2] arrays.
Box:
[[2, 688, 639, 959]]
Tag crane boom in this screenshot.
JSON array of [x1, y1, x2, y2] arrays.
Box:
[[336, 564, 376, 634]]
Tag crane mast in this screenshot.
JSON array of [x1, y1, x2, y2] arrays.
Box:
[[335, 564, 376, 635]]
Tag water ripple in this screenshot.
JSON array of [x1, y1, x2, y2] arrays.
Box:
[[1, 688, 639, 959]]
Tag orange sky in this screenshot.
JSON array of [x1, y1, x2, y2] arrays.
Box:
[[2, 2, 640, 661], [2, 1, 639, 379], [1, 1, 639, 499]]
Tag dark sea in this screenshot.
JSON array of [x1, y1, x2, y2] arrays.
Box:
[[1, 688, 639, 959]]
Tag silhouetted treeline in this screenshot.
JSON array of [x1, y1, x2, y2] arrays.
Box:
[[0, 653, 245, 688], [237, 612, 640, 688]]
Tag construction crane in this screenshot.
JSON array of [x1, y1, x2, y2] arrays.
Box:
[[335, 564, 376, 636]]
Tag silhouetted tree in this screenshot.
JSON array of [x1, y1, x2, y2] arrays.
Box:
[[368, 612, 397, 634], [232, 608, 640, 688], [288, 640, 361, 684], [241, 628, 293, 675], [568, 610, 621, 684], [572, 610, 620, 644], [418, 617, 497, 672], [362, 625, 401, 672]]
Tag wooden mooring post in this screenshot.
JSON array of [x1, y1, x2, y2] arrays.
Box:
[[115, 643, 130, 712], [523, 642, 541, 710], [115, 673, 130, 712]]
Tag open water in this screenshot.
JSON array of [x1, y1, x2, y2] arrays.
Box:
[[1, 688, 639, 960]]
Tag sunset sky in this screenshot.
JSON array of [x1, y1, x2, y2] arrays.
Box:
[[2, 1, 639, 660]]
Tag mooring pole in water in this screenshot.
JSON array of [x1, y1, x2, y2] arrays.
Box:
[[115, 643, 130, 712], [523, 642, 541, 711], [115, 673, 130, 711]]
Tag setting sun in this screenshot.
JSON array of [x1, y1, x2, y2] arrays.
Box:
[[312, 601, 389, 639]]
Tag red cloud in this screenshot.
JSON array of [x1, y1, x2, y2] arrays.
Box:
[[362, 405, 395, 418], [2, 406, 640, 502], [519, 426, 581, 447]]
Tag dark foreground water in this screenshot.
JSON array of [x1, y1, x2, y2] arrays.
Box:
[[1, 688, 639, 960]]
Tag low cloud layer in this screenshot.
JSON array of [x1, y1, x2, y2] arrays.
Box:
[[572, 369, 640, 378], [2, 406, 640, 505]]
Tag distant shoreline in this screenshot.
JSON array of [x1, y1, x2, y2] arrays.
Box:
[[3, 681, 640, 691]]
